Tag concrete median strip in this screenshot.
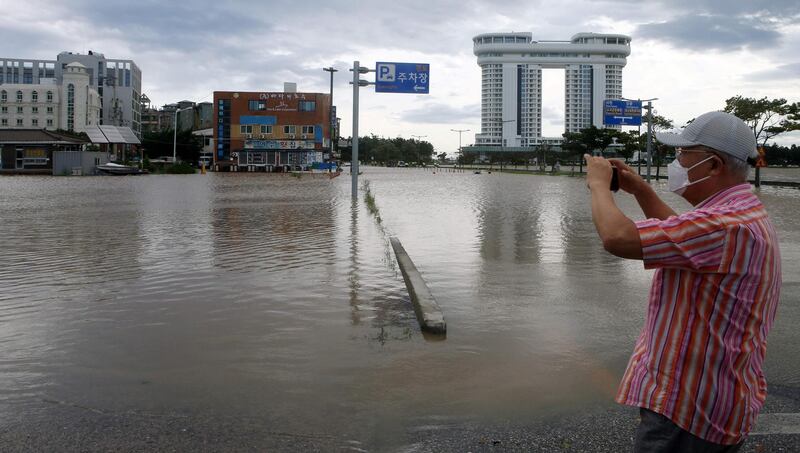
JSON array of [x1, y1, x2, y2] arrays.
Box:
[[390, 237, 447, 336]]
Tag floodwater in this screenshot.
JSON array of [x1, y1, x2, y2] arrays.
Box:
[[1, 168, 798, 450]]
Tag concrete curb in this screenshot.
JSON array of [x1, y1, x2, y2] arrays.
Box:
[[390, 237, 447, 336]]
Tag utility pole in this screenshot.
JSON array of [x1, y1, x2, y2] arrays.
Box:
[[323, 67, 337, 165]]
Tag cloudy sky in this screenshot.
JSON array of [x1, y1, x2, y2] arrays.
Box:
[[1, 0, 798, 153]]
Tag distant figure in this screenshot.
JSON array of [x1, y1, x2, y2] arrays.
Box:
[[584, 111, 781, 452], [553, 160, 561, 173]]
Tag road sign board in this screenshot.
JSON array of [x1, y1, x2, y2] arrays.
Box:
[[603, 100, 642, 126], [375, 62, 430, 94]]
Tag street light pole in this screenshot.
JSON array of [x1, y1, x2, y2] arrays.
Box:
[[500, 119, 515, 171], [411, 134, 426, 166], [622, 96, 658, 183], [323, 67, 338, 164], [450, 128, 470, 168]]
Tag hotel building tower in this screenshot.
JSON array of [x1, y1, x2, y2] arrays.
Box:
[[472, 32, 631, 147]]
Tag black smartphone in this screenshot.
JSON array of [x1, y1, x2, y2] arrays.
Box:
[[610, 167, 619, 192]]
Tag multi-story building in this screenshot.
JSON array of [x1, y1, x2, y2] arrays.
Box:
[[213, 86, 332, 172], [472, 32, 631, 146], [0, 62, 101, 133], [140, 94, 161, 134], [0, 51, 142, 137]]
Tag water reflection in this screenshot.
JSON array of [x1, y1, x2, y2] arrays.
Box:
[[0, 170, 797, 450]]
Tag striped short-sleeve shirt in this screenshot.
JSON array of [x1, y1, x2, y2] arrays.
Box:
[[615, 183, 782, 445]]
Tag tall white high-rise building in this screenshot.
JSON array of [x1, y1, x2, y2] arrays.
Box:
[[473, 32, 631, 146]]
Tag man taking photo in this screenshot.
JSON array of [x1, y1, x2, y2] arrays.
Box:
[[584, 111, 782, 452]]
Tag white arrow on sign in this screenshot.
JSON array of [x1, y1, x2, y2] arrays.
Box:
[[414, 85, 425, 92]]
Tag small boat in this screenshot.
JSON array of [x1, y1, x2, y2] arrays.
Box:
[[474, 170, 482, 174], [97, 162, 148, 175]]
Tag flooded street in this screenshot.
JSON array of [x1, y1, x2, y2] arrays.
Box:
[[1, 169, 798, 450]]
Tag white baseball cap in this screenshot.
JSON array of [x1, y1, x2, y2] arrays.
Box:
[[655, 111, 757, 162]]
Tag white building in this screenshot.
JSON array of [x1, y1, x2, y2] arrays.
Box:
[[473, 32, 631, 147], [0, 51, 142, 136], [0, 62, 100, 133]]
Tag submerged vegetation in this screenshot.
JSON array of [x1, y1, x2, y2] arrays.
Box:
[[363, 180, 382, 224]]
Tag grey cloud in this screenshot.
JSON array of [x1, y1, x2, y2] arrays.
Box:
[[746, 62, 800, 81], [609, 0, 800, 17], [399, 102, 479, 124], [635, 14, 781, 52]]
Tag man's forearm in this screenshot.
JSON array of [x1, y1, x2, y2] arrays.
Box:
[[590, 187, 643, 260], [634, 184, 677, 220]]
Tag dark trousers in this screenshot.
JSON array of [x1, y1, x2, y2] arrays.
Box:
[[634, 408, 744, 453]]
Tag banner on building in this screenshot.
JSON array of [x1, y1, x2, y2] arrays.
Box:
[[244, 140, 316, 150]]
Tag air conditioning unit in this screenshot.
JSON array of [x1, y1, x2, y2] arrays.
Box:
[[288, 134, 295, 139], [244, 133, 252, 138], [301, 134, 308, 139]]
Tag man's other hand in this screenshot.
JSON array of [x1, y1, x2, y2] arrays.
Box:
[[584, 154, 613, 191]]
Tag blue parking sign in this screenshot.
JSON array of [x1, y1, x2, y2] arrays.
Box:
[[375, 62, 429, 94]]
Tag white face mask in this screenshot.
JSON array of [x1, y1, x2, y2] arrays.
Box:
[[668, 155, 715, 195]]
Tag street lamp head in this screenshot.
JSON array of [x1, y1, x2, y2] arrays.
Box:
[[323, 67, 338, 73]]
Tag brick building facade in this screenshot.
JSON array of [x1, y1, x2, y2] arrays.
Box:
[[213, 89, 332, 172]]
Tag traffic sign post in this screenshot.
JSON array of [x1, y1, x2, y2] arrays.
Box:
[[375, 62, 430, 94], [349, 61, 430, 199], [603, 99, 642, 126]]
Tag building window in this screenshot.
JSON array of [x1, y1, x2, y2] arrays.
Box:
[[16, 118, 23, 126], [301, 125, 314, 135], [46, 91, 53, 103], [283, 125, 296, 134], [248, 100, 266, 111], [16, 91, 23, 102], [260, 125, 272, 134], [47, 106, 53, 114], [1, 106, 6, 114], [32, 106, 38, 114], [67, 83, 75, 131], [16, 106, 23, 114], [32, 118, 38, 127], [240, 125, 253, 134], [0, 90, 6, 102], [46, 118, 53, 127], [32, 91, 38, 102], [298, 101, 316, 112], [1, 118, 6, 126]]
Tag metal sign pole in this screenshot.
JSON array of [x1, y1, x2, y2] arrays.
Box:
[[646, 100, 653, 183], [351, 61, 360, 199]]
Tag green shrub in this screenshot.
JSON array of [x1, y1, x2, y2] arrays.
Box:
[[165, 162, 196, 174]]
